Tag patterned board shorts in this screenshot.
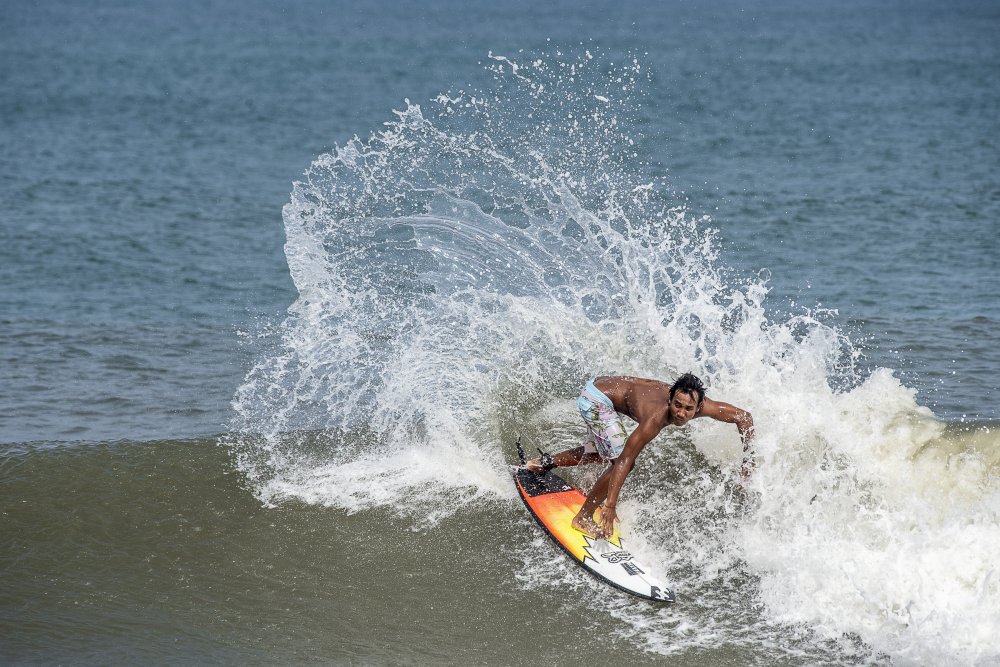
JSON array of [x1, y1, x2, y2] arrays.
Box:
[[577, 379, 628, 460]]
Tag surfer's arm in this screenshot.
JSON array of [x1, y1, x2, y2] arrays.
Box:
[[699, 398, 755, 476], [594, 422, 660, 535], [699, 399, 754, 449]]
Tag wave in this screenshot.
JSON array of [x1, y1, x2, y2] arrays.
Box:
[[226, 50, 1000, 664]]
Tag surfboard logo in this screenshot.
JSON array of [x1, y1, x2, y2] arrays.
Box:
[[621, 562, 645, 576], [600, 550, 633, 564]]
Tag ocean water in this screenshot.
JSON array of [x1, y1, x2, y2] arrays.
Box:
[[2, 1, 999, 665]]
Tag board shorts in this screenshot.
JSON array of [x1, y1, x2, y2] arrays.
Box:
[[577, 379, 628, 461]]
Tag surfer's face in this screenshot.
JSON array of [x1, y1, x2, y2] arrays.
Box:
[[669, 391, 700, 426]]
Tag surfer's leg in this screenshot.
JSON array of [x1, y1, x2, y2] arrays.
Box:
[[578, 382, 628, 461], [526, 380, 623, 473], [524, 446, 601, 471], [572, 464, 614, 538], [567, 382, 628, 537], [528, 380, 607, 473]]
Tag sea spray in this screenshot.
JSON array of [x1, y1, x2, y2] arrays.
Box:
[[227, 49, 1000, 663], [743, 370, 1000, 664], [228, 49, 757, 512]]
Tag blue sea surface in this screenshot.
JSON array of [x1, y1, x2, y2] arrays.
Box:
[[2, 0, 997, 442], [2, 2, 999, 664]]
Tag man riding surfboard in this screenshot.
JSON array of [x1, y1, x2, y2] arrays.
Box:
[[525, 373, 754, 539]]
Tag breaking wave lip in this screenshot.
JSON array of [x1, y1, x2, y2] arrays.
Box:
[[226, 49, 1000, 664]]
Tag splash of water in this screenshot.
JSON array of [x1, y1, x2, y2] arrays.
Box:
[[229, 49, 761, 510], [228, 49, 1000, 664]]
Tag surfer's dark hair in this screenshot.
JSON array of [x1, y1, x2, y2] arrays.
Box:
[[670, 373, 705, 404]]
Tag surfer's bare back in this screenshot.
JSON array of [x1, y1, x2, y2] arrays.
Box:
[[526, 374, 754, 539]]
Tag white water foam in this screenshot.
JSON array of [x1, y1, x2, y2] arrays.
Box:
[[742, 370, 1000, 664], [229, 50, 1000, 663]]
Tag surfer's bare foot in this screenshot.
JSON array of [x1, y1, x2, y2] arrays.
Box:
[[524, 457, 545, 472], [572, 513, 607, 540]]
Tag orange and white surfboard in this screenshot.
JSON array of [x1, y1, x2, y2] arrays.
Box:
[[513, 466, 675, 602]]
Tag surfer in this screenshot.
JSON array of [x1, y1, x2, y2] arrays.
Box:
[[525, 374, 754, 539]]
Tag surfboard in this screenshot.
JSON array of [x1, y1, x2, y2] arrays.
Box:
[[512, 454, 675, 603]]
